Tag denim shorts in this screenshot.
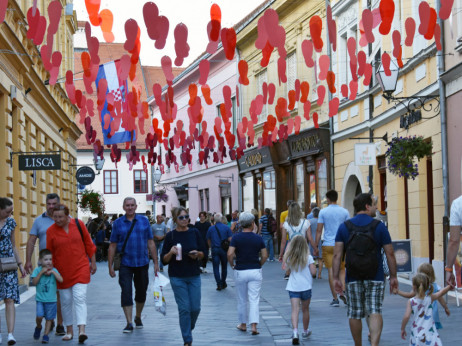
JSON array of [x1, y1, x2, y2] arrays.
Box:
[[288, 289, 312, 300], [36, 301, 57, 320]]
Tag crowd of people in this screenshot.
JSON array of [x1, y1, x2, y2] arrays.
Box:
[[0, 189, 460, 345]]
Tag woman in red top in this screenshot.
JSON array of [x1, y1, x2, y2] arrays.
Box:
[[46, 205, 96, 343]]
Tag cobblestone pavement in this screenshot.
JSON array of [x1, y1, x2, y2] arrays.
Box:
[[2, 261, 462, 345]]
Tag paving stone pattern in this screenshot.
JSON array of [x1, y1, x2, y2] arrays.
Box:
[[2, 261, 462, 345]]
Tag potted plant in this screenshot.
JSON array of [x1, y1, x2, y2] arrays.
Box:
[[385, 136, 432, 180], [153, 188, 168, 202], [78, 189, 105, 215]]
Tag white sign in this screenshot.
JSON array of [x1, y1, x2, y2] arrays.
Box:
[[354, 143, 376, 166]]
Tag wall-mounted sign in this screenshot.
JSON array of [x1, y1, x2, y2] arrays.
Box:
[[18, 154, 61, 171], [392, 240, 413, 273], [238, 146, 273, 173], [76, 166, 95, 185], [354, 143, 376, 166], [400, 110, 422, 129]]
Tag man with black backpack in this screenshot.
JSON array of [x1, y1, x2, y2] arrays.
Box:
[[332, 193, 398, 346]]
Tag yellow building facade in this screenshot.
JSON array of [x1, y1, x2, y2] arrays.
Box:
[[236, 0, 332, 224], [0, 0, 80, 281], [331, 0, 445, 281]]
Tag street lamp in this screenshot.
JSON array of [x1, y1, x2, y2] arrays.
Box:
[[375, 60, 399, 101], [93, 157, 105, 171], [375, 60, 440, 129], [153, 167, 162, 184]]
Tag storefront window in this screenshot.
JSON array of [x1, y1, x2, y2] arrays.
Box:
[[243, 175, 254, 212], [296, 164, 305, 211], [263, 171, 276, 213], [317, 158, 328, 204], [309, 173, 316, 204], [256, 174, 263, 213]]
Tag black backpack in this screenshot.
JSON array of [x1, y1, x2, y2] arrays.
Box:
[[344, 219, 380, 280]]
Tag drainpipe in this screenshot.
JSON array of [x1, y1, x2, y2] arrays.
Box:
[[236, 47, 243, 212], [436, 0, 450, 276], [326, 0, 335, 189], [436, 0, 449, 218]]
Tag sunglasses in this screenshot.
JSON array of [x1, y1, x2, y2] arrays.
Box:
[[177, 215, 189, 220]]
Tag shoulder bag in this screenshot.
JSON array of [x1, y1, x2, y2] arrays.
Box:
[[113, 219, 137, 271], [215, 224, 230, 251], [0, 220, 18, 273], [0, 257, 18, 272]]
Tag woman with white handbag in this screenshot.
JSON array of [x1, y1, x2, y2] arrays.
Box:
[[0, 197, 26, 345]]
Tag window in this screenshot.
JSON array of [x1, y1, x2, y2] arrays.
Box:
[[104, 170, 118, 194], [412, 0, 427, 55], [296, 163, 305, 211], [199, 189, 210, 211], [286, 51, 297, 92], [134, 170, 148, 193], [256, 70, 268, 123]]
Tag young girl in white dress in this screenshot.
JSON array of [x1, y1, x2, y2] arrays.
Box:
[[400, 273, 453, 345]]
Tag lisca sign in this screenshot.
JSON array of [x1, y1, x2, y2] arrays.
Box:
[[18, 154, 61, 171]]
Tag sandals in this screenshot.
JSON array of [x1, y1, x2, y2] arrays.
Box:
[[78, 334, 88, 344], [62, 334, 73, 341], [236, 325, 247, 332], [251, 330, 260, 335]]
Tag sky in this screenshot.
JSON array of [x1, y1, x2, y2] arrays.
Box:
[[74, 0, 267, 67]]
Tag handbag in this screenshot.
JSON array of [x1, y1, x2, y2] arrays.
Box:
[[0, 257, 18, 272], [215, 224, 230, 251], [113, 219, 137, 271]]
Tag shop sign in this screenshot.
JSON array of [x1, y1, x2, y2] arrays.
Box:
[[392, 240, 413, 273], [238, 146, 273, 173], [18, 154, 61, 171], [354, 143, 376, 166], [290, 135, 321, 154], [400, 110, 421, 129], [76, 166, 95, 185], [219, 179, 230, 187]]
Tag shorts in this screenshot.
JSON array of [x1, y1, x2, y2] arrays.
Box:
[[36, 301, 57, 321], [288, 289, 312, 301], [322, 246, 345, 269], [346, 280, 385, 319]]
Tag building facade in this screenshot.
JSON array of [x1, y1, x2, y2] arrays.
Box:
[[442, 0, 462, 206], [330, 0, 446, 283], [236, 0, 332, 221], [150, 47, 239, 220], [73, 21, 183, 218], [0, 1, 80, 278]]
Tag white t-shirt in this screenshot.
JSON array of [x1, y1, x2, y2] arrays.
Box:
[[283, 219, 310, 240], [450, 195, 462, 227], [166, 218, 176, 231], [286, 255, 315, 292], [318, 204, 350, 246]]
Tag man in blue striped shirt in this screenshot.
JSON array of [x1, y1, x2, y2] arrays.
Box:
[[108, 197, 159, 333], [259, 208, 275, 261]]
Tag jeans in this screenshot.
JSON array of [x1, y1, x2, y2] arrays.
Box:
[[155, 241, 164, 269], [211, 247, 228, 286], [234, 269, 262, 324], [261, 234, 274, 260], [118, 264, 149, 307], [170, 276, 201, 344], [59, 283, 88, 326]]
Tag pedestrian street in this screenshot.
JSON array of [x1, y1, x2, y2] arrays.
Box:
[[3, 261, 462, 345]]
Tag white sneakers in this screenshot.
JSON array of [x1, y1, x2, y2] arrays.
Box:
[[302, 329, 312, 338], [292, 331, 299, 345], [7, 333, 16, 345]]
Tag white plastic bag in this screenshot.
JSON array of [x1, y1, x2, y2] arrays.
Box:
[[156, 272, 170, 287], [153, 275, 167, 316]]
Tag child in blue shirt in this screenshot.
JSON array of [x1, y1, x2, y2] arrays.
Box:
[[31, 249, 63, 344]]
